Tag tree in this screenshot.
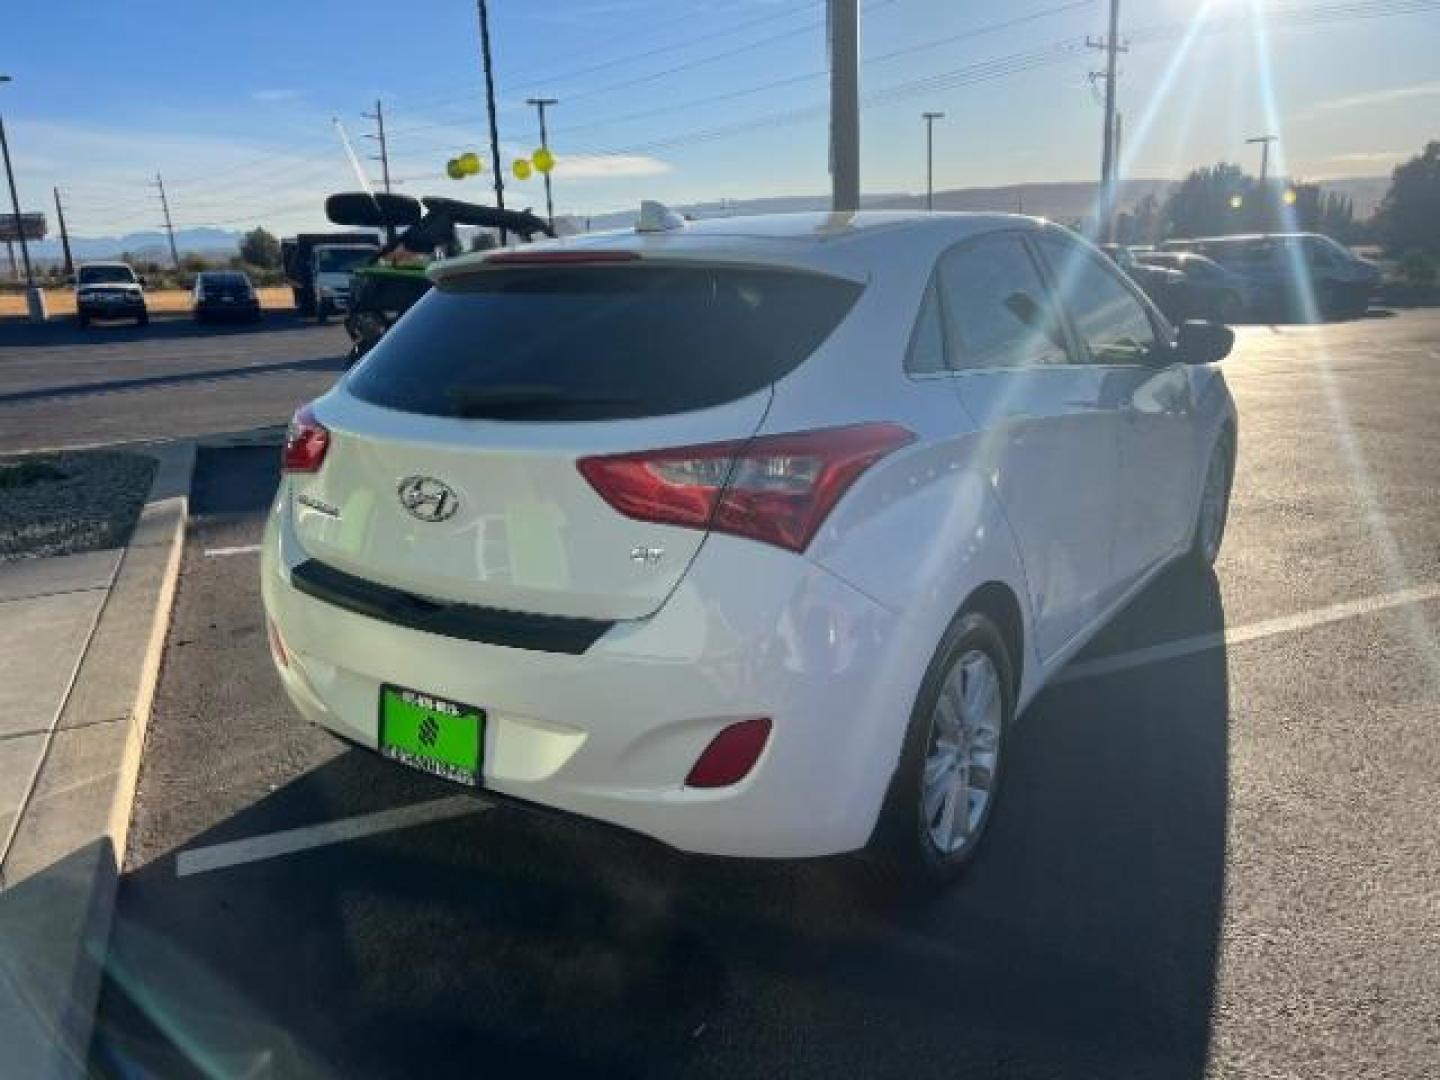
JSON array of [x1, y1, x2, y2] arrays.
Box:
[[239, 227, 282, 269], [1374, 141, 1440, 255], [1161, 163, 1252, 239], [181, 252, 210, 275]]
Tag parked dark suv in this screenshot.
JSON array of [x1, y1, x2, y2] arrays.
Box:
[[192, 270, 261, 323], [74, 262, 148, 327]]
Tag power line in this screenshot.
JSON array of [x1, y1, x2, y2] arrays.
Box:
[[388, 0, 826, 116], [565, 0, 1437, 160], [547, 0, 1094, 140], [383, 0, 898, 141]]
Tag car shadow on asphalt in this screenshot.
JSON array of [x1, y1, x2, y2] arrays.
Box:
[[91, 568, 1229, 1080], [0, 312, 327, 349]]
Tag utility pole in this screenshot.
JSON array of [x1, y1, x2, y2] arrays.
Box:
[[0, 114, 35, 290], [829, 0, 860, 212], [922, 112, 944, 211], [1087, 0, 1126, 241], [526, 97, 558, 228], [1247, 134, 1277, 184], [362, 99, 392, 193], [152, 173, 180, 269], [476, 0, 507, 243], [1112, 111, 1123, 201], [53, 186, 73, 277]]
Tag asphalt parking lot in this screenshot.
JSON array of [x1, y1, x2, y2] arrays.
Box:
[[78, 310, 1440, 1078]]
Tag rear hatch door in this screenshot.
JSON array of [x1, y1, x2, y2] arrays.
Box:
[[289, 258, 861, 621]]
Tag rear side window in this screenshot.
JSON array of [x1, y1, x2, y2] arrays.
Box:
[[347, 265, 862, 420], [905, 284, 946, 375], [1037, 235, 1158, 366], [936, 234, 1069, 369]]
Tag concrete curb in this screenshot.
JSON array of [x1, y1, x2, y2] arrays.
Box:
[[0, 440, 194, 1078]]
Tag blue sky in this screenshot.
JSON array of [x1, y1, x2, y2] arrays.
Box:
[[2, 0, 1437, 237]]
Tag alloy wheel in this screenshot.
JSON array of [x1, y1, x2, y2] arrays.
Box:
[[921, 649, 1002, 855]]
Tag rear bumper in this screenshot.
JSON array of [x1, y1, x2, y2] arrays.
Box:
[[196, 298, 260, 318], [78, 298, 146, 317], [260, 485, 919, 858]]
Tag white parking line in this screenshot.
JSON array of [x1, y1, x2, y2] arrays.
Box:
[[176, 794, 492, 877], [204, 543, 262, 558], [1058, 582, 1440, 685]]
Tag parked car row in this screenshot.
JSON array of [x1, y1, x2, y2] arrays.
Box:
[[1098, 231, 1381, 323], [69, 261, 265, 327]]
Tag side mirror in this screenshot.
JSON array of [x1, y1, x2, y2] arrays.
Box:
[[137, 276, 148, 289], [1175, 320, 1233, 365]]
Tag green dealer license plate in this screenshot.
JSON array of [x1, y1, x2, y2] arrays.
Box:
[[379, 685, 484, 786]]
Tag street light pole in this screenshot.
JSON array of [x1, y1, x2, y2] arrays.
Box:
[[1247, 134, 1277, 185], [0, 78, 36, 291], [526, 97, 558, 228], [922, 111, 944, 211]]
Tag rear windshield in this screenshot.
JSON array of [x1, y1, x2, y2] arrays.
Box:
[[201, 273, 249, 286], [346, 265, 863, 420], [78, 266, 135, 285]]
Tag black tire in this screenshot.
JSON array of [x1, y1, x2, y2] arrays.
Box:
[[867, 610, 1014, 886], [77, 313, 90, 328], [1189, 432, 1234, 568]]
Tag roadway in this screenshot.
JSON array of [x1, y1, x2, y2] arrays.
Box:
[[0, 312, 346, 454]]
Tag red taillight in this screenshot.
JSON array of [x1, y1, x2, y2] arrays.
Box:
[[282, 404, 330, 473], [578, 423, 914, 553], [686, 717, 772, 788]]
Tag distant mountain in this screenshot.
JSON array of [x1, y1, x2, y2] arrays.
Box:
[[21, 228, 245, 264], [580, 176, 1388, 231], [581, 180, 1173, 231]]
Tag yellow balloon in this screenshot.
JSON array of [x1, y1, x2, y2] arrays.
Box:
[[512, 158, 533, 180], [459, 152, 481, 176], [446, 158, 464, 180], [532, 147, 555, 174]]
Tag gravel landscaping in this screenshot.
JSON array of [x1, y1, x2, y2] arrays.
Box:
[[0, 450, 157, 561]]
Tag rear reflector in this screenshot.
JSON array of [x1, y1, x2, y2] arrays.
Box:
[[486, 250, 641, 265], [282, 403, 330, 473], [686, 718, 772, 788], [578, 423, 914, 553]]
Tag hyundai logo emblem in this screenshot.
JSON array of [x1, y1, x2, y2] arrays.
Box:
[[397, 476, 459, 522]]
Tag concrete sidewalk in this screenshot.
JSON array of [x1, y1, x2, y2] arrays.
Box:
[[0, 443, 193, 1077]]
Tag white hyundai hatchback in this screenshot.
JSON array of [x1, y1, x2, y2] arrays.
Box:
[[262, 209, 1236, 882]]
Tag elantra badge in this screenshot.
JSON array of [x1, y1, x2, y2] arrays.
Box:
[[397, 476, 459, 522]]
